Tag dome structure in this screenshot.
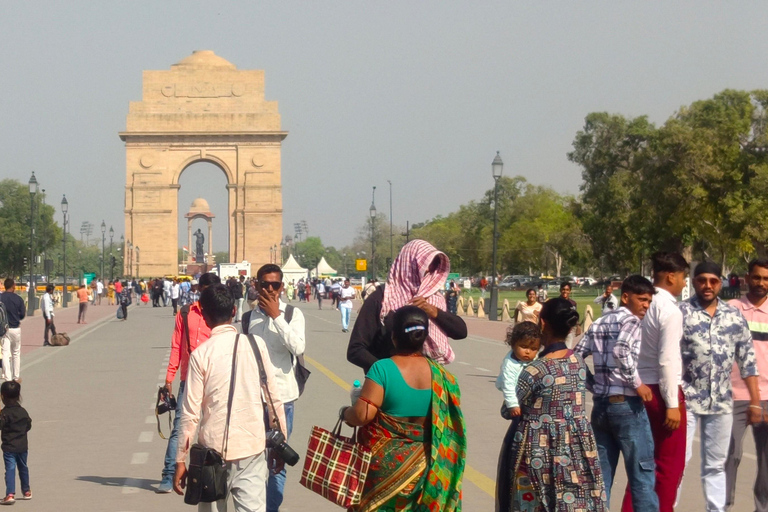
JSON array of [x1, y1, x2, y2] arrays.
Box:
[[172, 50, 236, 70], [186, 198, 215, 218]]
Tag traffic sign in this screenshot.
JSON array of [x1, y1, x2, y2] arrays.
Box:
[[356, 259, 367, 271]]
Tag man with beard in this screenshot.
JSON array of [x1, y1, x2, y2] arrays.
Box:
[[679, 262, 761, 512], [726, 259, 768, 512]]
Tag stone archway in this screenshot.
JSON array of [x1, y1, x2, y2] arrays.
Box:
[[120, 50, 287, 277]]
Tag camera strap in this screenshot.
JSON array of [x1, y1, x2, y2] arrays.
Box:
[[221, 335, 239, 460], [155, 387, 173, 440], [246, 334, 283, 434]]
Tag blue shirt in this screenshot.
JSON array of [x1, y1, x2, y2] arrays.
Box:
[[679, 297, 759, 414]]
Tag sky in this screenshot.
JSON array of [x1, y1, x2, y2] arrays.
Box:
[[2, 2, 768, 252]]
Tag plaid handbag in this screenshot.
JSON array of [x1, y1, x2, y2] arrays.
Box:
[[300, 419, 372, 507]]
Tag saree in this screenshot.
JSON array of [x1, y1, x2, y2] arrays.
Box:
[[352, 360, 467, 512]]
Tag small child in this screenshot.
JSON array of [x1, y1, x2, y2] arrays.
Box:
[[0, 381, 32, 504], [495, 321, 541, 418]]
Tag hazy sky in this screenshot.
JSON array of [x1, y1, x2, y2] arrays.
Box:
[[3, 2, 768, 252]]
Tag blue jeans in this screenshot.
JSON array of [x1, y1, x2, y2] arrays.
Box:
[[591, 396, 658, 511], [340, 307, 351, 330], [3, 451, 29, 496], [266, 400, 294, 512], [161, 380, 186, 481]]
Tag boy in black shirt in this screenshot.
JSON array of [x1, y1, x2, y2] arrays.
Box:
[[0, 381, 31, 504]]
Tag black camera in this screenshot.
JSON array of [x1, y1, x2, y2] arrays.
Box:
[[265, 430, 299, 466], [156, 387, 177, 415]]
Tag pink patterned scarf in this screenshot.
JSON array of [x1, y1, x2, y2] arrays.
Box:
[[381, 240, 454, 364]]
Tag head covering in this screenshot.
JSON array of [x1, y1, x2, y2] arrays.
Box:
[[382, 239, 454, 364], [694, 261, 722, 278]]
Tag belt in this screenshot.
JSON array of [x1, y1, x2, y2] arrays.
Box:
[[608, 395, 625, 403]]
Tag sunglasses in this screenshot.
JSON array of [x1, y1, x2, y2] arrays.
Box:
[[694, 277, 721, 286], [260, 281, 282, 291]]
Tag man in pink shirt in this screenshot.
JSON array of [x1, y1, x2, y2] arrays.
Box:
[[174, 283, 287, 511], [156, 272, 219, 494], [727, 259, 768, 512]]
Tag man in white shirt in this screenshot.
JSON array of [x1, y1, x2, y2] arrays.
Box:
[[247, 264, 305, 512], [174, 283, 287, 512], [96, 279, 104, 305], [594, 284, 619, 315], [42, 284, 56, 347], [163, 278, 172, 307], [339, 279, 356, 333], [623, 252, 688, 512], [170, 279, 181, 315], [315, 281, 325, 310]]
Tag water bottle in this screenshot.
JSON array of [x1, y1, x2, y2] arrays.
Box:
[[350, 379, 363, 404]]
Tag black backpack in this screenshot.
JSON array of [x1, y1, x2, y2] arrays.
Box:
[[0, 300, 9, 338]]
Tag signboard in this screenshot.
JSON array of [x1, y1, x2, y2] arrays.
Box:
[[447, 273, 460, 281], [356, 259, 367, 271], [84, 272, 96, 285]]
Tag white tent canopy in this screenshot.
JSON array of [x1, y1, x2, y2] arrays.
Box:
[[310, 257, 337, 278], [281, 254, 308, 285]]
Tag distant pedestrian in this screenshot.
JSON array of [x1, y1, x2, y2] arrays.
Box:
[[339, 279, 355, 333], [331, 279, 341, 309], [536, 284, 548, 303], [514, 288, 542, 323], [362, 278, 378, 300], [118, 282, 132, 320], [594, 284, 619, 315], [0, 280, 26, 382], [285, 281, 295, 303], [445, 280, 459, 315], [163, 278, 172, 307], [41, 284, 56, 347], [76, 284, 88, 324], [316, 281, 325, 310], [480, 276, 488, 299], [170, 279, 180, 315], [96, 279, 104, 305], [89, 279, 98, 305], [107, 281, 116, 306], [0, 381, 31, 505]]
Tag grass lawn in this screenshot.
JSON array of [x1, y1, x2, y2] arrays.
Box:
[[459, 287, 606, 321]]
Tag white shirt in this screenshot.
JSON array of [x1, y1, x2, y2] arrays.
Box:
[[247, 301, 306, 402], [171, 283, 180, 299], [339, 287, 355, 308], [316, 283, 325, 293], [163, 280, 172, 293], [41, 292, 54, 318], [178, 324, 286, 463], [96, 281, 104, 294], [637, 287, 683, 408]]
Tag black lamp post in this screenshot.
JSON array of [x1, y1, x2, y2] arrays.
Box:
[[100, 221, 106, 280], [135, 246, 140, 278], [370, 186, 377, 280], [27, 172, 38, 316], [489, 151, 503, 321], [108, 226, 114, 280], [127, 240, 132, 276], [61, 195, 68, 307], [119, 235, 124, 278]]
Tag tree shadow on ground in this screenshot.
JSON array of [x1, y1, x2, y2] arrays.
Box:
[[75, 475, 159, 492]]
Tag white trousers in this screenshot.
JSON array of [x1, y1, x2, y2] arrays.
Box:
[[683, 411, 734, 512], [1, 328, 21, 382], [199, 452, 267, 512]]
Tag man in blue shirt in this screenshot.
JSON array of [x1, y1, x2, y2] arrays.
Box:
[[0, 279, 26, 382]]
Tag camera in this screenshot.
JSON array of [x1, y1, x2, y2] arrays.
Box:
[[265, 430, 299, 466], [156, 387, 177, 415]]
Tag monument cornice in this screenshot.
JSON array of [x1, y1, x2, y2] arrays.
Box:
[[119, 131, 287, 143]]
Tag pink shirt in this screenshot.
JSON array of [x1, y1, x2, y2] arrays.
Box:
[[177, 324, 286, 462], [729, 296, 768, 401]]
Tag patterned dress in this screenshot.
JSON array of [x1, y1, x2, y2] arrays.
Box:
[[505, 353, 607, 511]]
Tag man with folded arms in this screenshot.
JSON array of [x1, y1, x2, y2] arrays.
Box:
[[174, 283, 286, 511], [725, 258, 768, 512], [679, 261, 760, 512]]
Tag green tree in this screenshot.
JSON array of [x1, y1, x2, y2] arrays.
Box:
[[213, 251, 229, 264]]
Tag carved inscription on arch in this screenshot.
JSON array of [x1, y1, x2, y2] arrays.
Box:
[[161, 83, 244, 98]]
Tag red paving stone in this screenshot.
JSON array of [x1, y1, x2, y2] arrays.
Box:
[[16, 299, 124, 356]]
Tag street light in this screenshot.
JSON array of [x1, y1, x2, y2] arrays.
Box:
[[135, 246, 140, 278], [369, 186, 377, 280], [489, 151, 503, 321], [61, 195, 68, 307], [27, 172, 38, 316], [109, 226, 114, 280], [100, 220, 106, 281]]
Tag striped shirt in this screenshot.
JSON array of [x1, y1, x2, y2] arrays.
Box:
[[728, 296, 768, 401], [574, 307, 643, 397]]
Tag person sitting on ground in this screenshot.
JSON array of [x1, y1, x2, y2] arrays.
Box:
[[0, 381, 32, 505], [347, 239, 467, 373], [341, 306, 466, 511]]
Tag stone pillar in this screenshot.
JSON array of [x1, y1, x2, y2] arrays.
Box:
[[187, 221, 192, 262]]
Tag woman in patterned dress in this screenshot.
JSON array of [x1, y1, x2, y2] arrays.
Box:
[[497, 298, 607, 511]]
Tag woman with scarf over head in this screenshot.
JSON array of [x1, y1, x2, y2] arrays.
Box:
[[347, 239, 467, 373], [341, 306, 466, 511]]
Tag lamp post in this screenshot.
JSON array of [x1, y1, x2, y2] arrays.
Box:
[[100, 221, 106, 281], [27, 172, 38, 316], [61, 195, 68, 307], [127, 241, 132, 276], [489, 151, 503, 321], [135, 246, 140, 278], [108, 226, 114, 280], [370, 186, 377, 280]]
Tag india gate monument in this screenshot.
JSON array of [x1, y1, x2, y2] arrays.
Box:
[[120, 50, 286, 277]]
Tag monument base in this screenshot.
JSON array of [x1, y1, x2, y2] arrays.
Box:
[[186, 263, 208, 276]]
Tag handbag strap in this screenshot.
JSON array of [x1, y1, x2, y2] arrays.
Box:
[[221, 334, 240, 459], [246, 333, 283, 434]]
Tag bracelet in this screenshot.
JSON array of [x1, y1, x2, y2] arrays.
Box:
[[749, 405, 764, 410]]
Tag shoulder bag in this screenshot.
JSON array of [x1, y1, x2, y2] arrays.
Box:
[[183, 335, 239, 505]]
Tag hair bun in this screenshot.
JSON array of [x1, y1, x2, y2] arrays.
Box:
[[566, 311, 580, 328]]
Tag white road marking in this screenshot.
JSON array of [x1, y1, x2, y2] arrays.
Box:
[[130, 452, 149, 465], [145, 415, 155, 424], [138, 431, 154, 443], [475, 367, 491, 372], [122, 478, 141, 494], [458, 362, 471, 366]]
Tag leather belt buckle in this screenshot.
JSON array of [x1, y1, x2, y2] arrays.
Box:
[[608, 395, 625, 404]]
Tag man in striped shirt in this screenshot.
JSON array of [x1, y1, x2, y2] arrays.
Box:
[[575, 275, 658, 511]]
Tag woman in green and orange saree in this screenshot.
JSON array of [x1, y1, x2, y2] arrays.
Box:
[[340, 306, 467, 511]]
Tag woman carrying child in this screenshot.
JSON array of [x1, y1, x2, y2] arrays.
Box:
[[496, 298, 607, 512]]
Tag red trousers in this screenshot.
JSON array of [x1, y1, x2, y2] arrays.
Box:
[[622, 385, 687, 512]]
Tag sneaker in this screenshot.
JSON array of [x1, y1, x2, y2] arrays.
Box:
[[19, 492, 30, 500], [1, 494, 15, 505], [156, 480, 173, 494]]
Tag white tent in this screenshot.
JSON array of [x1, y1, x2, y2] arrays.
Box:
[[310, 257, 338, 278], [281, 254, 308, 285]]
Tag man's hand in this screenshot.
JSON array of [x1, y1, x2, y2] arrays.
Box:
[[268, 450, 285, 476], [165, 381, 174, 396], [636, 384, 653, 402], [173, 462, 187, 495], [411, 296, 438, 319], [748, 404, 765, 425], [663, 407, 681, 430], [509, 407, 521, 417], [259, 293, 281, 319]]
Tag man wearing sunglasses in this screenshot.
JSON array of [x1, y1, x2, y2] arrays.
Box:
[[246, 264, 306, 512], [679, 261, 760, 512]]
